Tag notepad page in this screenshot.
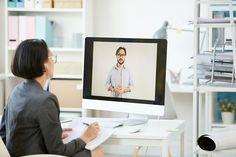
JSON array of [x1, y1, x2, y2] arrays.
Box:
[[85, 128, 114, 150], [62, 118, 114, 150]]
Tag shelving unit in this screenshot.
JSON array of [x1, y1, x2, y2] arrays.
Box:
[[1, 0, 94, 113], [193, 0, 236, 156], [5, 3, 85, 78]]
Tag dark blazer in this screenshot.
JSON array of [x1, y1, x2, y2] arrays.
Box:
[[0, 79, 91, 157]]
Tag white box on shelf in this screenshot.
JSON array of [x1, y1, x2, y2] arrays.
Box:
[[24, 0, 35, 8]]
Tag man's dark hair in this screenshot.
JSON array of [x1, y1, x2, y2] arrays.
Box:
[[11, 39, 49, 79], [115, 47, 126, 55]]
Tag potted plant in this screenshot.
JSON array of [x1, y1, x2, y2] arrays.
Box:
[[219, 98, 236, 124]]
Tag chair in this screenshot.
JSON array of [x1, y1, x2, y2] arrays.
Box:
[[0, 137, 10, 157], [0, 137, 66, 157], [22, 155, 67, 157]]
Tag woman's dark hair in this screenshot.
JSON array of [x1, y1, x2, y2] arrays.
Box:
[[115, 47, 126, 55], [11, 39, 49, 79]]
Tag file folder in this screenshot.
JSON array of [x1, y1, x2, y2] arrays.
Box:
[[19, 16, 26, 43], [8, 16, 19, 48], [19, 16, 35, 42], [16, 0, 24, 8], [25, 16, 35, 39], [8, 0, 16, 7], [36, 16, 53, 47]]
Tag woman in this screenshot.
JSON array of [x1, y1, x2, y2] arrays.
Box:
[[0, 39, 103, 157]]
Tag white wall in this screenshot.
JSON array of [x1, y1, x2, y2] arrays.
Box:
[[92, 0, 194, 85]]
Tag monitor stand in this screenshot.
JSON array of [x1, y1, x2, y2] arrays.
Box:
[[123, 114, 148, 126]]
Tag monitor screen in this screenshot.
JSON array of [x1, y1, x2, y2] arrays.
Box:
[[83, 37, 167, 116]]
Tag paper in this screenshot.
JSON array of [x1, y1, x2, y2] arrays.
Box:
[[198, 129, 236, 151], [85, 128, 114, 150], [97, 121, 123, 128], [62, 118, 114, 150]]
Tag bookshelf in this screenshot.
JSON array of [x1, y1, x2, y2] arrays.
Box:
[[2, 0, 93, 111], [193, 0, 236, 156]]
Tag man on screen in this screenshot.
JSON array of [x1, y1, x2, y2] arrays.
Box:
[[106, 47, 134, 98]]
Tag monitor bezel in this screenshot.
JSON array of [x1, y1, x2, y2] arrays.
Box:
[[83, 37, 167, 115]]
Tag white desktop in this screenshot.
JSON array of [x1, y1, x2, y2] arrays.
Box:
[[82, 37, 168, 124]]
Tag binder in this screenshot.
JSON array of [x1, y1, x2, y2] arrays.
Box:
[[19, 16, 26, 43], [24, 0, 34, 8], [36, 16, 53, 47], [19, 16, 35, 42], [8, 0, 16, 8], [25, 16, 35, 39], [16, 0, 24, 8], [8, 16, 19, 48]]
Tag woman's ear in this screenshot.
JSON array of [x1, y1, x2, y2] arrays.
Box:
[[43, 64, 48, 72], [44, 64, 48, 68]]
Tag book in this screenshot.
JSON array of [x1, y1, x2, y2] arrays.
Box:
[[62, 118, 114, 150]]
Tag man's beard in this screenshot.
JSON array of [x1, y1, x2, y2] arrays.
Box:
[[118, 59, 124, 65]]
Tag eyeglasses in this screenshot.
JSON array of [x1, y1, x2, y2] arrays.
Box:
[[48, 55, 57, 64], [116, 53, 126, 57]]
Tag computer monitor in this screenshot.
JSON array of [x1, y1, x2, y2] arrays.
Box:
[[83, 37, 167, 119]]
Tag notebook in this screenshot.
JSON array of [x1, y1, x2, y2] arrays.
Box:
[[62, 118, 114, 150]]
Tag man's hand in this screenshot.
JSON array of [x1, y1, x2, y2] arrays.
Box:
[[61, 128, 73, 139], [114, 85, 122, 95], [114, 85, 129, 95]]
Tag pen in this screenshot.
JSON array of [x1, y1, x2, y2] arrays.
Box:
[[83, 122, 90, 126], [61, 119, 72, 124]]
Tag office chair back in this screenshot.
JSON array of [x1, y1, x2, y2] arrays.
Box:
[[0, 137, 11, 157], [0, 137, 67, 157]]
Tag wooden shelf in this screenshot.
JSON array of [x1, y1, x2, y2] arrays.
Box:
[[196, 23, 236, 28], [169, 84, 193, 93], [198, 83, 236, 92], [51, 47, 83, 53], [60, 107, 83, 112], [7, 8, 84, 13], [8, 47, 83, 53], [53, 74, 82, 79], [196, 0, 236, 4]]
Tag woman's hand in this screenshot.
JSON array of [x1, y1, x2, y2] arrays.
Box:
[[61, 128, 73, 139], [80, 122, 100, 143]]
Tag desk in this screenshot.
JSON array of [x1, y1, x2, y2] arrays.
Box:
[[78, 118, 184, 157]]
